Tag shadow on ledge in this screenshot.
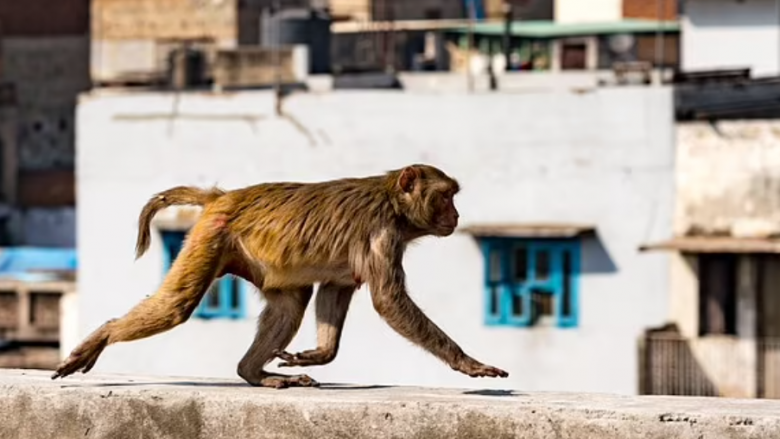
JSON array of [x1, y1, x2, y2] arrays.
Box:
[[56, 379, 520, 396], [462, 389, 525, 397], [57, 380, 394, 391]]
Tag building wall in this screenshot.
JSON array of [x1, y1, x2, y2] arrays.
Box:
[[0, 0, 89, 37], [73, 86, 674, 394], [555, 0, 622, 23], [662, 121, 780, 396], [373, 0, 465, 20], [91, 0, 238, 41], [2, 37, 89, 170], [668, 121, 780, 338], [91, 0, 239, 81], [681, 0, 780, 77], [623, 0, 677, 21], [675, 121, 780, 238], [0, 1, 89, 247]]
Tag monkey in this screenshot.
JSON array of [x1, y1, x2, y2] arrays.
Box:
[[51, 164, 509, 388]]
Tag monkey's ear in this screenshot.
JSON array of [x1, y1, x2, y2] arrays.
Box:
[[398, 166, 421, 193]]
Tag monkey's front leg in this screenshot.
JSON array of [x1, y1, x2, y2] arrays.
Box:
[[274, 283, 355, 368], [365, 243, 509, 379]]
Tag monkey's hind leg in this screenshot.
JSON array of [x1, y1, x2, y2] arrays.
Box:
[[237, 286, 316, 389], [52, 213, 230, 380], [275, 283, 355, 368]]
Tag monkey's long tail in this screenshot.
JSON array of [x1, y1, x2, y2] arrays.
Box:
[[134, 186, 226, 260]]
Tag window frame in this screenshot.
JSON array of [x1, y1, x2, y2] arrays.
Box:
[[697, 253, 738, 337], [159, 229, 248, 320], [480, 237, 581, 329]]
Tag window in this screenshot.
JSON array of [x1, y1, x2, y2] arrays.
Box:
[[481, 238, 580, 328], [698, 253, 737, 336], [424, 8, 442, 19], [160, 230, 247, 320]]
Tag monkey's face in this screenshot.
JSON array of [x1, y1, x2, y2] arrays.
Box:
[[428, 187, 460, 237], [397, 165, 460, 237]]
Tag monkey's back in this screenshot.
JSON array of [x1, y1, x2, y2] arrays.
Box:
[[220, 176, 396, 286]]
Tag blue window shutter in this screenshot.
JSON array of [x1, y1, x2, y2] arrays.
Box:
[[505, 241, 531, 327], [482, 237, 581, 329], [160, 230, 186, 270], [160, 229, 247, 320], [556, 242, 580, 328], [505, 284, 532, 327], [482, 239, 504, 326]]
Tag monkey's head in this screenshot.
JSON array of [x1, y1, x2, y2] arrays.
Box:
[[393, 164, 461, 237]]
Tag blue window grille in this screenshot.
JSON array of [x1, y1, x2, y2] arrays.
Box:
[[480, 238, 580, 328], [160, 230, 247, 320]]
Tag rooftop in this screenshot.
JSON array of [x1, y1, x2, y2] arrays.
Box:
[[451, 19, 681, 38]]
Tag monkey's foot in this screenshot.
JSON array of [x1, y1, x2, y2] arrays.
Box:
[[452, 357, 509, 379], [51, 326, 110, 380], [273, 348, 334, 367], [247, 372, 320, 389]]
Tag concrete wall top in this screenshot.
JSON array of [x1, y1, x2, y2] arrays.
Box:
[[3, 369, 780, 439]]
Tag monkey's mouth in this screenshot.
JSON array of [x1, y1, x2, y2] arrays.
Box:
[[436, 223, 457, 236]]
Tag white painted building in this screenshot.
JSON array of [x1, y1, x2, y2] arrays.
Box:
[[681, 0, 780, 77], [555, 0, 623, 23], [70, 83, 674, 394]]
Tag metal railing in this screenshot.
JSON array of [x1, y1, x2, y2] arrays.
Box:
[[640, 333, 780, 399]]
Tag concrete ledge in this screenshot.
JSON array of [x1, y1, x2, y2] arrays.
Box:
[[2, 370, 780, 439]]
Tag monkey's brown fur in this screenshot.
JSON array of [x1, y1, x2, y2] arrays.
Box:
[[52, 164, 509, 388]]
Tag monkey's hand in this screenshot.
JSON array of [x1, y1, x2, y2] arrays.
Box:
[[451, 356, 509, 378], [51, 323, 111, 380], [273, 348, 335, 368]]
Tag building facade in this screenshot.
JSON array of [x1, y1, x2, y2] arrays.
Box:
[[681, 0, 780, 77], [640, 120, 780, 399], [72, 85, 674, 394]]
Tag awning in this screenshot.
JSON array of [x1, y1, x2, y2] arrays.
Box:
[[639, 236, 780, 254], [459, 223, 595, 239]]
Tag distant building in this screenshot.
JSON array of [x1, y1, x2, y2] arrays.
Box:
[[681, 0, 780, 77], [444, 19, 679, 73], [640, 120, 780, 399], [0, 0, 86, 247], [0, 247, 76, 370], [71, 81, 675, 394], [556, 0, 677, 24]]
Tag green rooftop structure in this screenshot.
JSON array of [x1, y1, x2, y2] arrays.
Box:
[[448, 18, 680, 39]]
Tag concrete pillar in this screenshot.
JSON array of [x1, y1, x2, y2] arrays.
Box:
[[736, 254, 758, 398], [737, 255, 757, 339]]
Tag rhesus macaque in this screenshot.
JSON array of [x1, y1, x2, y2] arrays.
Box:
[[52, 164, 509, 388]]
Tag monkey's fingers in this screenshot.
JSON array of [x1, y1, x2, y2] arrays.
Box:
[[52, 354, 90, 380], [453, 359, 509, 379], [473, 365, 509, 378], [272, 349, 299, 363], [51, 332, 109, 380]]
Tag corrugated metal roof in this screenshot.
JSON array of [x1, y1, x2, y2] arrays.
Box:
[[639, 236, 780, 254], [459, 223, 595, 238]]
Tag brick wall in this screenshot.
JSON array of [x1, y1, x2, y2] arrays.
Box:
[[623, 0, 678, 20], [2, 37, 89, 171], [92, 0, 238, 41], [0, 0, 89, 37]]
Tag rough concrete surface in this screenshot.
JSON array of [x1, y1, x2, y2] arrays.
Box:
[[2, 370, 780, 439]]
